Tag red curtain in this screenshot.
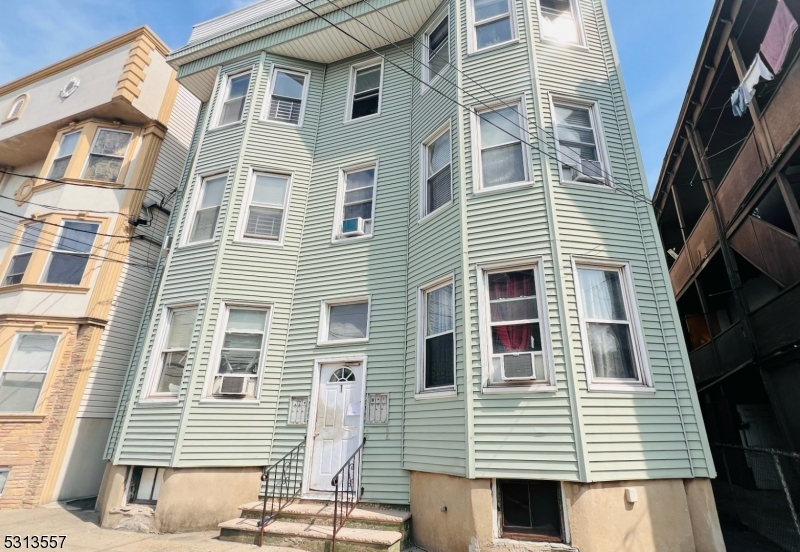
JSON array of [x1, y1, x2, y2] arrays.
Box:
[[491, 272, 534, 351]]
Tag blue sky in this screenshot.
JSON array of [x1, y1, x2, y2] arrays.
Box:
[[0, 0, 714, 191]]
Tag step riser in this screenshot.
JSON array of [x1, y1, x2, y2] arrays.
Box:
[[220, 529, 401, 552]]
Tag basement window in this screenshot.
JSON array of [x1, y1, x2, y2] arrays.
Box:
[[498, 480, 563, 542], [127, 467, 164, 505], [0, 468, 8, 497]]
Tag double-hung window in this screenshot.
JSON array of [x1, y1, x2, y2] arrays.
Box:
[[149, 307, 197, 398], [538, 0, 582, 44], [481, 266, 548, 387], [471, 0, 515, 51], [425, 17, 449, 84], [575, 262, 650, 389], [3, 222, 42, 285], [44, 221, 99, 285], [319, 298, 370, 345], [347, 61, 382, 121], [188, 174, 226, 244], [418, 279, 455, 393], [241, 172, 290, 242], [0, 333, 58, 413], [336, 165, 376, 240], [422, 127, 452, 217], [476, 101, 528, 189], [210, 307, 269, 399], [47, 131, 81, 180], [553, 100, 607, 185], [82, 129, 132, 182], [265, 68, 308, 125], [217, 72, 251, 127]]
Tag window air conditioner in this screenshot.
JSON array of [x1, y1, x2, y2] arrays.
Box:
[[218, 376, 248, 396], [342, 217, 366, 237], [501, 353, 536, 381], [575, 159, 604, 183]]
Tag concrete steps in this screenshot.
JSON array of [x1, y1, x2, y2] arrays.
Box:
[[218, 500, 410, 552]]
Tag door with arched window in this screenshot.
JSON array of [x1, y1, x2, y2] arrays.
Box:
[[309, 362, 364, 492]]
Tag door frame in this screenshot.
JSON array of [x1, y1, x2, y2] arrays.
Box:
[[301, 355, 368, 498]]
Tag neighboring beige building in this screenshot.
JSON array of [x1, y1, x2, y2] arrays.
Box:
[[0, 26, 199, 508]]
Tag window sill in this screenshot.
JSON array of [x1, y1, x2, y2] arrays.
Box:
[[0, 283, 90, 295], [232, 238, 284, 248], [0, 413, 46, 423], [586, 383, 656, 394], [559, 179, 614, 192], [176, 240, 218, 252], [257, 118, 304, 130], [414, 389, 457, 400], [343, 112, 382, 125], [473, 180, 534, 197], [467, 38, 521, 58], [137, 397, 180, 406], [539, 38, 589, 53], [36, 177, 127, 189], [482, 384, 557, 395], [317, 338, 370, 347], [198, 398, 260, 406], [493, 538, 573, 550], [331, 234, 374, 245], [208, 120, 245, 133], [418, 201, 454, 226]]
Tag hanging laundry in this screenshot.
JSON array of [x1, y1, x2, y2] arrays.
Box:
[[731, 54, 775, 116], [761, 0, 798, 74]]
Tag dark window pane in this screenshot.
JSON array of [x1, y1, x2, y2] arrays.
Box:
[[328, 303, 369, 340], [344, 202, 373, 221], [4, 253, 32, 285], [45, 253, 89, 285], [57, 221, 98, 253], [500, 480, 562, 541], [425, 332, 454, 388], [492, 323, 541, 353], [352, 95, 379, 119], [587, 322, 636, 379], [488, 270, 535, 300], [503, 354, 534, 379], [476, 17, 513, 49], [429, 17, 449, 51], [490, 298, 538, 322], [48, 156, 71, 180], [427, 167, 452, 213]]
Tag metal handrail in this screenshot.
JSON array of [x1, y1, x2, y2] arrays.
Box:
[[258, 439, 305, 547], [331, 437, 367, 552]]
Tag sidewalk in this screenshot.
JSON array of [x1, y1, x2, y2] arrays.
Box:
[[0, 501, 300, 552]]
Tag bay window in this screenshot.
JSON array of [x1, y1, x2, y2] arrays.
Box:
[[148, 306, 197, 398], [82, 129, 132, 183], [217, 72, 251, 127], [475, 101, 528, 189], [471, 0, 516, 51], [240, 172, 290, 242], [209, 306, 269, 399], [422, 126, 452, 217], [265, 68, 308, 125], [0, 333, 59, 413], [188, 174, 226, 244], [3, 222, 43, 285], [43, 221, 99, 285]]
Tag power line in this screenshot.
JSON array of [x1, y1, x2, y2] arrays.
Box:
[[0, 208, 139, 240], [0, 192, 131, 217], [292, 0, 653, 207], [324, 0, 651, 205], [0, 169, 166, 199]]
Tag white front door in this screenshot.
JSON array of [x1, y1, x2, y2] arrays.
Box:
[[309, 362, 364, 492]]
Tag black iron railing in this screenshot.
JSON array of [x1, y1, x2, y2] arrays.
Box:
[[331, 437, 367, 552], [257, 439, 305, 547]]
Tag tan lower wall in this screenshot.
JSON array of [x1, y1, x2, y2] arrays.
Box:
[[96, 462, 127, 528], [410, 472, 726, 552]]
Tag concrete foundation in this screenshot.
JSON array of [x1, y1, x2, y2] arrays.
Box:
[[410, 472, 725, 552]]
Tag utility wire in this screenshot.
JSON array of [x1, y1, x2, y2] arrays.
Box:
[[0, 208, 139, 240], [0, 169, 167, 200], [0, 193, 132, 217]]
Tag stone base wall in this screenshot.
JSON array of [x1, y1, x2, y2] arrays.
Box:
[[410, 471, 725, 552], [0, 325, 94, 509]]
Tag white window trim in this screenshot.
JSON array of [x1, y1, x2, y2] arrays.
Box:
[[419, 121, 454, 221], [142, 304, 198, 402], [476, 259, 556, 394], [0, 332, 60, 413], [79, 128, 134, 183], [39, 220, 100, 286], [421, 10, 450, 93], [470, 95, 532, 194], [47, 130, 82, 179], [201, 302, 273, 402], [331, 161, 379, 243], [344, 58, 384, 124], [416, 273, 457, 399], [548, 94, 613, 189], [181, 170, 229, 248], [466, 0, 519, 55], [234, 167, 293, 246], [535, 0, 588, 48], [211, 68, 254, 129], [317, 296, 372, 346], [260, 65, 311, 128], [570, 257, 654, 393]]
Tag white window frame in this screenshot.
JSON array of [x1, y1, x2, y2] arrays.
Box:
[[420, 121, 454, 221], [416, 274, 457, 399], [40, 220, 100, 286], [79, 128, 134, 183], [571, 258, 653, 393], [0, 332, 60, 413], [212, 68, 253, 129], [47, 130, 82, 180], [261, 65, 311, 127], [182, 171, 229, 247], [549, 95, 612, 189], [202, 302, 272, 402], [3, 222, 43, 286], [143, 304, 198, 401], [471, 96, 532, 193], [344, 58, 384, 123], [317, 296, 372, 346], [477, 259, 556, 394], [422, 11, 450, 91], [490, 479, 572, 544], [467, 0, 519, 54], [535, 0, 587, 47], [235, 168, 293, 246], [332, 161, 378, 243]]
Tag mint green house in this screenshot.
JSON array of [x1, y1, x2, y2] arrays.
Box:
[[99, 0, 724, 550]]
